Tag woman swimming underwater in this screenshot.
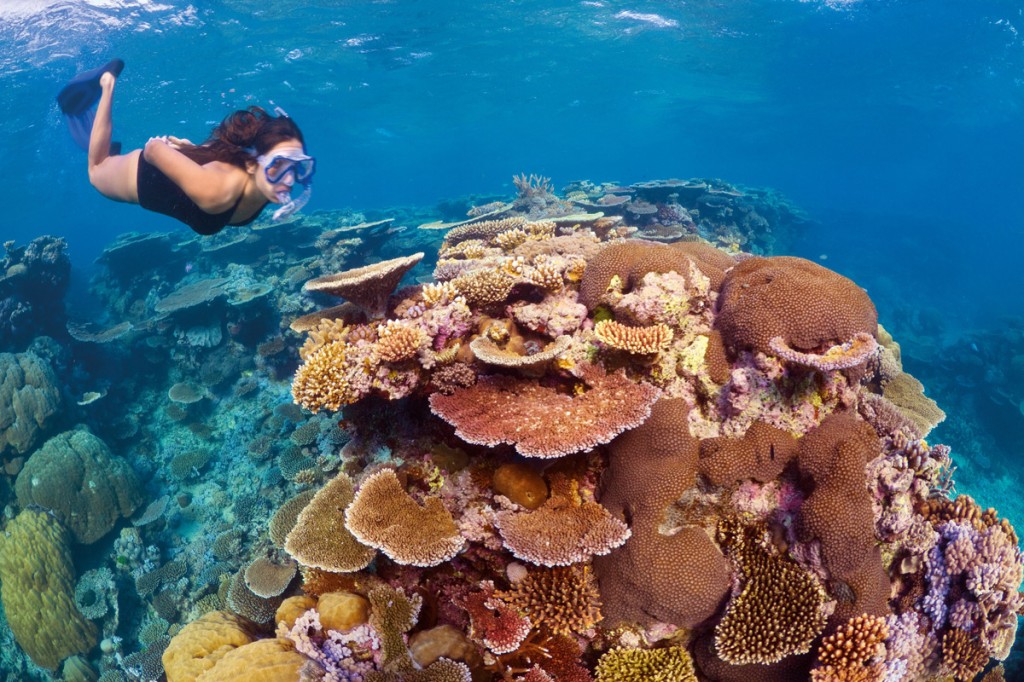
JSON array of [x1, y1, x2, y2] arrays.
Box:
[[58, 60, 315, 235]]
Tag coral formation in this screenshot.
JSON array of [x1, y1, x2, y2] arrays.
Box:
[[0, 509, 98, 670]]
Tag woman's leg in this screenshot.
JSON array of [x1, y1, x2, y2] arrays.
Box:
[[87, 72, 139, 203]]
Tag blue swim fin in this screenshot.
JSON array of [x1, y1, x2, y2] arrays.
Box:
[[56, 59, 125, 152]]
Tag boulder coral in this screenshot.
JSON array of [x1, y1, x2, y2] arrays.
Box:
[[0, 509, 97, 670], [15, 428, 143, 544], [0, 350, 62, 458]]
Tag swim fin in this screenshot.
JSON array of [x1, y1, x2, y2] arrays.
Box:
[[56, 58, 125, 152]]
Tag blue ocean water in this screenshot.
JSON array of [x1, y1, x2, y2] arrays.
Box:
[[2, 0, 1024, 679]]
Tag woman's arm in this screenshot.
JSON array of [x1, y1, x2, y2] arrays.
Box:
[[143, 138, 243, 213]]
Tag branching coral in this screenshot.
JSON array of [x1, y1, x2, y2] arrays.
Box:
[[714, 519, 828, 665], [495, 564, 602, 637], [429, 364, 660, 458], [595, 647, 698, 682], [594, 319, 673, 355], [810, 614, 888, 682]]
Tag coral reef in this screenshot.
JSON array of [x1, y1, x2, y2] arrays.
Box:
[[0, 180, 1017, 682]]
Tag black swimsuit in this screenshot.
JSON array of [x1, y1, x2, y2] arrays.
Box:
[[136, 155, 266, 235]]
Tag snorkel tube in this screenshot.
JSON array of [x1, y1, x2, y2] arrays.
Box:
[[272, 181, 312, 222]]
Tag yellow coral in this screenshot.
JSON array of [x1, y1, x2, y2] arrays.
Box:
[[299, 317, 349, 362], [376, 321, 425, 363], [291, 340, 361, 413], [195, 638, 305, 682], [595, 647, 698, 682], [0, 509, 97, 670], [163, 611, 255, 682]]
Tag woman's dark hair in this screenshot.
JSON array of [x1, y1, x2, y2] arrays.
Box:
[[178, 106, 305, 169]]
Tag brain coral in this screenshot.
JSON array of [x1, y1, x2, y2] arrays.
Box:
[[715, 256, 877, 357], [15, 428, 143, 544], [578, 240, 698, 310], [594, 398, 731, 627], [0, 350, 62, 458], [0, 508, 97, 670]]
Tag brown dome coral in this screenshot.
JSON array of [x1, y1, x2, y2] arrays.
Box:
[[715, 256, 877, 358]]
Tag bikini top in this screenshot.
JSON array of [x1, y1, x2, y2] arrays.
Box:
[[137, 154, 266, 235]]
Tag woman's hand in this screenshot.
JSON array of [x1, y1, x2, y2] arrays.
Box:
[[144, 135, 192, 160]]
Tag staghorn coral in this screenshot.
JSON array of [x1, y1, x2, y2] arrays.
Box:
[[810, 614, 888, 682], [15, 428, 143, 544], [495, 483, 630, 567], [429, 363, 660, 458], [714, 519, 828, 665], [304, 252, 425, 318], [715, 256, 877, 358], [344, 468, 466, 567], [595, 647, 698, 682], [495, 564, 603, 637], [594, 319, 673, 355], [0, 508, 97, 670], [284, 471, 376, 572]]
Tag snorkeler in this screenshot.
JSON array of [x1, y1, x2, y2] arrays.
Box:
[[56, 60, 315, 235]]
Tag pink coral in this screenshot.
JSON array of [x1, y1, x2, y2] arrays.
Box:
[[428, 364, 660, 458]]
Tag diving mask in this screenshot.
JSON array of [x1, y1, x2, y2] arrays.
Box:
[[257, 151, 315, 221]]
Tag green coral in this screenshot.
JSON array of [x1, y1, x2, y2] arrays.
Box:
[[0, 509, 98, 670], [595, 647, 698, 682], [15, 429, 143, 544]]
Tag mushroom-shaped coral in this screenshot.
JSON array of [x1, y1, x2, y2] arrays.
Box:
[[594, 319, 673, 355], [714, 519, 828, 665], [429, 363, 660, 458], [470, 334, 571, 371], [344, 469, 465, 567], [768, 331, 879, 372], [495, 488, 630, 567], [284, 471, 376, 573], [715, 256, 877, 358], [304, 252, 424, 318]]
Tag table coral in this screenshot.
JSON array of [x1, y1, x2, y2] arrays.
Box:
[[0, 509, 97, 670], [344, 468, 465, 567], [428, 364, 660, 458], [304, 252, 425, 318], [284, 471, 376, 573]]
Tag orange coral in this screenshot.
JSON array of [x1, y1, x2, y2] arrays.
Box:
[[376, 320, 425, 363], [344, 469, 465, 567], [428, 363, 660, 459], [163, 611, 256, 682], [594, 319, 673, 355], [715, 256, 877, 358], [810, 614, 888, 682], [492, 462, 549, 510], [291, 340, 357, 413]]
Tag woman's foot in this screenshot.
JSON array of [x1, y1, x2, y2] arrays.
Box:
[[100, 71, 115, 90]]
